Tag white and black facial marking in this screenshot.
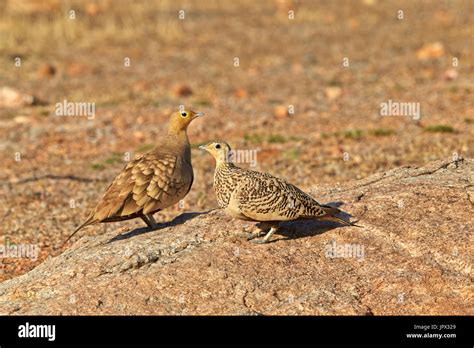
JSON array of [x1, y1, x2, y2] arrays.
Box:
[[225, 149, 233, 163], [222, 142, 233, 162], [214, 143, 225, 162]]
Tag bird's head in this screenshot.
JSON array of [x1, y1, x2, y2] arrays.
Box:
[[168, 109, 204, 134], [199, 141, 232, 165]]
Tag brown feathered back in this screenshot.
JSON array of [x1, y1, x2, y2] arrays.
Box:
[[65, 110, 203, 244]]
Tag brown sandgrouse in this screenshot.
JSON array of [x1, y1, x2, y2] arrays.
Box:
[[199, 141, 352, 244], [65, 109, 204, 244]]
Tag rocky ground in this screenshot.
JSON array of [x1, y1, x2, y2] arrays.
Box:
[[0, 157, 471, 315], [0, 0, 472, 314]]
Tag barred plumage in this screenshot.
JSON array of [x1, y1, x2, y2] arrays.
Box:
[[200, 141, 349, 243]]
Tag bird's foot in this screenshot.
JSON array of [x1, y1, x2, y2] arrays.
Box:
[[249, 226, 278, 244], [244, 222, 274, 240], [245, 231, 266, 240], [250, 238, 269, 244]]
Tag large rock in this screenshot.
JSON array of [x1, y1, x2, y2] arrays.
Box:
[[0, 157, 472, 315]]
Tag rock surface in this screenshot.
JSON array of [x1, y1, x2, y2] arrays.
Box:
[[0, 157, 472, 315]]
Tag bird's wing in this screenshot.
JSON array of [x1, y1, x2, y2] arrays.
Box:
[[92, 152, 192, 221], [232, 170, 326, 221], [141, 154, 193, 214]]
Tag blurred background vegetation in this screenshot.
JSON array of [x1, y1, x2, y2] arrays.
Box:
[[0, 0, 472, 280]]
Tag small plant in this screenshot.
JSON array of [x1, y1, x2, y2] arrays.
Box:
[[244, 133, 264, 144], [104, 152, 123, 165], [342, 129, 364, 139], [327, 79, 341, 87], [369, 128, 396, 136], [195, 99, 212, 107], [424, 125, 455, 133], [135, 144, 154, 153], [91, 163, 105, 171], [283, 147, 300, 160], [320, 132, 330, 139], [449, 86, 459, 93], [268, 134, 287, 143], [91, 152, 123, 171]]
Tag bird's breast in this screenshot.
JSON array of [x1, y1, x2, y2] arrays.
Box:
[[213, 168, 237, 208]]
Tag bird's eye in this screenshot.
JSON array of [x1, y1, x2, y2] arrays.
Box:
[[181, 112, 187, 117], [215, 144, 221, 149]]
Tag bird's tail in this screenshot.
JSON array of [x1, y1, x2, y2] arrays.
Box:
[[320, 205, 362, 227], [320, 215, 357, 227], [321, 205, 341, 216], [62, 215, 96, 247]]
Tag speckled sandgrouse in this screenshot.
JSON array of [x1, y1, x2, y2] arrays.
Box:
[[65, 109, 204, 244], [199, 141, 352, 244]]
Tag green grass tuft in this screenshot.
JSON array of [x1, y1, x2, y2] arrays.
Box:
[[369, 128, 396, 137], [320, 132, 330, 139], [91, 152, 124, 170], [342, 129, 364, 139], [245, 133, 302, 144], [268, 134, 287, 143], [244, 133, 264, 144], [283, 147, 300, 160], [424, 125, 455, 133], [91, 163, 105, 171], [327, 79, 341, 87], [135, 144, 154, 153], [104, 152, 123, 165], [194, 99, 212, 107]]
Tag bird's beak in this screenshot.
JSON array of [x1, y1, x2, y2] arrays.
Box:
[[198, 145, 206, 151], [193, 112, 205, 119]]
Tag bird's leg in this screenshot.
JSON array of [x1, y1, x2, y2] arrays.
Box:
[[146, 214, 158, 229], [251, 223, 279, 244], [245, 222, 271, 240], [140, 215, 153, 228]]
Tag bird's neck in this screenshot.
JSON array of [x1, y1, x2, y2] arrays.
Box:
[[166, 129, 191, 159], [215, 160, 236, 171], [168, 127, 187, 138]]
